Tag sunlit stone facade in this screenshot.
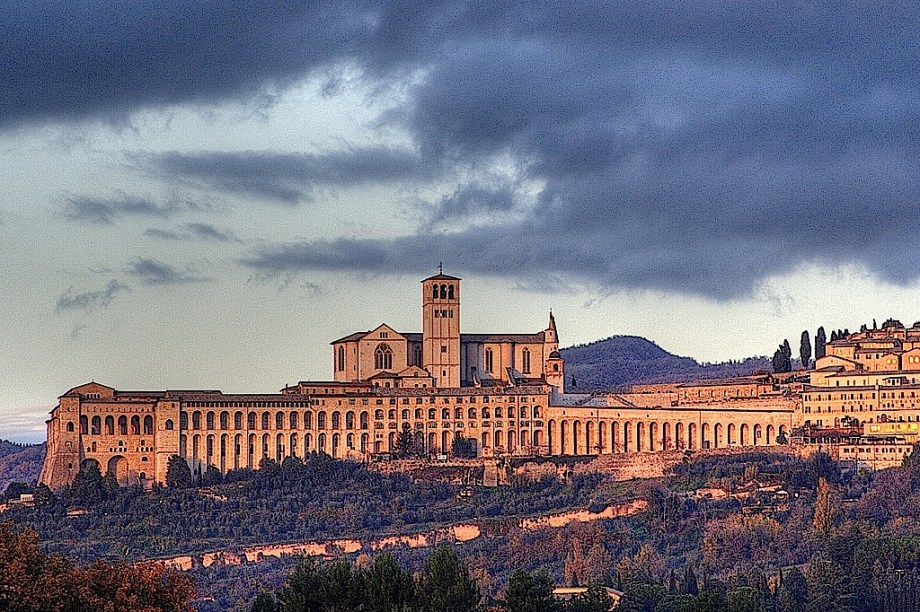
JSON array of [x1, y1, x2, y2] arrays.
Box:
[[40, 273, 799, 489]]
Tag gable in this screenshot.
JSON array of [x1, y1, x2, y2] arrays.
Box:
[[62, 382, 115, 399], [365, 323, 407, 342]]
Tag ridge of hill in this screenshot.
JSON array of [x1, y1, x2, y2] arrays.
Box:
[[0, 441, 45, 492], [560, 335, 771, 390]]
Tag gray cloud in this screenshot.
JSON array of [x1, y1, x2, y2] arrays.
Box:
[[60, 193, 183, 225], [56, 280, 130, 312], [144, 223, 239, 243], [138, 147, 428, 204], [12, 2, 920, 297], [128, 258, 210, 285]]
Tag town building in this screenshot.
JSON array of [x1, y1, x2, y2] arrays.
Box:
[[39, 273, 797, 490]]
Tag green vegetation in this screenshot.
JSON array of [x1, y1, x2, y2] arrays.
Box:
[[5, 452, 610, 562]]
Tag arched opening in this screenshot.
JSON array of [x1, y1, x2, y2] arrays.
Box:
[[572, 421, 582, 454], [598, 421, 607, 454], [728, 423, 736, 445], [636, 422, 644, 452], [649, 422, 658, 452], [374, 344, 393, 370], [91, 416, 101, 435], [688, 423, 698, 450], [119, 415, 128, 435], [143, 415, 153, 435], [560, 421, 569, 455], [675, 422, 685, 449], [740, 424, 750, 446], [714, 423, 723, 448], [131, 415, 140, 435], [662, 422, 671, 450], [623, 422, 632, 453], [104, 416, 114, 435], [108, 455, 130, 486], [754, 424, 763, 446]]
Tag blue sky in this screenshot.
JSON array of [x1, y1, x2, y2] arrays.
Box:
[[3, 2, 920, 442]]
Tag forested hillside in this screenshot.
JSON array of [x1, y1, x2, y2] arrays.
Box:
[[0, 441, 44, 493], [561, 335, 771, 390]]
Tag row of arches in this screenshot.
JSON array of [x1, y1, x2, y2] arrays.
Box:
[[545, 420, 788, 455], [80, 414, 154, 436], [180, 406, 544, 432]]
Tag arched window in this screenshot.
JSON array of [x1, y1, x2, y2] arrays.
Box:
[[414, 345, 422, 366], [375, 344, 393, 370], [388, 409, 396, 420], [105, 416, 114, 435], [248, 412, 256, 429], [442, 408, 450, 420], [261, 412, 269, 429], [317, 412, 327, 429], [402, 409, 410, 420], [67, 421, 75, 432], [165, 419, 174, 431], [276, 412, 284, 429], [337, 346, 346, 372], [332, 411, 341, 429], [179, 413, 188, 430], [375, 409, 384, 420], [304, 411, 313, 429], [485, 348, 494, 373], [131, 415, 140, 435], [495, 407, 503, 418], [448, 284, 454, 299], [290, 412, 298, 429], [91, 416, 101, 435], [219, 411, 229, 430], [80, 415, 88, 435], [522, 349, 531, 374], [432, 285, 439, 299], [143, 415, 153, 435], [192, 412, 201, 430], [440, 284, 447, 299], [468, 407, 477, 419], [235, 412, 243, 429], [360, 411, 369, 429], [346, 412, 355, 429], [206, 412, 215, 430]]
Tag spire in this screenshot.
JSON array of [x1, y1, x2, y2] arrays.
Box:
[[548, 309, 557, 333]]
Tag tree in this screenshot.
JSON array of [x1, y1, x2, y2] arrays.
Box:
[[813, 478, 837, 535], [363, 553, 415, 612], [725, 586, 765, 612], [451, 434, 477, 459], [166, 455, 193, 489], [777, 567, 808, 612], [783, 339, 792, 360], [618, 582, 667, 612], [800, 331, 812, 370], [417, 545, 481, 612], [3, 482, 31, 501], [772, 346, 792, 374], [70, 461, 104, 505], [568, 584, 614, 612], [679, 565, 698, 596], [280, 557, 325, 611], [815, 327, 827, 360], [250, 591, 281, 612], [806, 560, 853, 612], [395, 424, 415, 459], [319, 560, 359, 612], [503, 569, 560, 612]]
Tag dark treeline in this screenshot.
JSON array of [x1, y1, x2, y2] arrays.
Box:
[[249, 545, 613, 612]]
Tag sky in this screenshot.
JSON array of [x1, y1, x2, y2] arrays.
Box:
[[3, 2, 920, 443]]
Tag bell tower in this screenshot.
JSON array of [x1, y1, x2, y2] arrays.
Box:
[[422, 268, 461, 388]]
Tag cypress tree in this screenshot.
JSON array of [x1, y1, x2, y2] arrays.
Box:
[[815, 327, 826, 360], [800, 330, 812, 370]]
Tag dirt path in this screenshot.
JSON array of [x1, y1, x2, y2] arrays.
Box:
[[157, 499, 647, 571]]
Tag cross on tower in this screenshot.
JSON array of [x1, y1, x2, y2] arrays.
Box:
[[438, 262, 443, 274]]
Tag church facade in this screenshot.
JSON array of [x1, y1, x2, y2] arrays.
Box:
[[39, 273, 797, 490]]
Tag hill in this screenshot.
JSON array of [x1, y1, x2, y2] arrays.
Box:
[[0, 442, 45, 492], [560, 335, 771, 390]]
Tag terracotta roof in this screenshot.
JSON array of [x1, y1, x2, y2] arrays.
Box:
[[421, 273, 461, 281]]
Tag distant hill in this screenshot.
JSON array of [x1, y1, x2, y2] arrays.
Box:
[[0, 441, 45, 493], [560, 335, 772, 390]]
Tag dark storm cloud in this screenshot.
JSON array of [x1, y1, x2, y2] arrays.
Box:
[[144, 223, 239, 243], [128, 258, 209, 285], [56, 280, 129, 313], [11, 2, 920, 297], [140, 147, 426, 204]]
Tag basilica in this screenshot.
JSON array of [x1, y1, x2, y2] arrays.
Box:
[[40, 273, 797, 490]]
